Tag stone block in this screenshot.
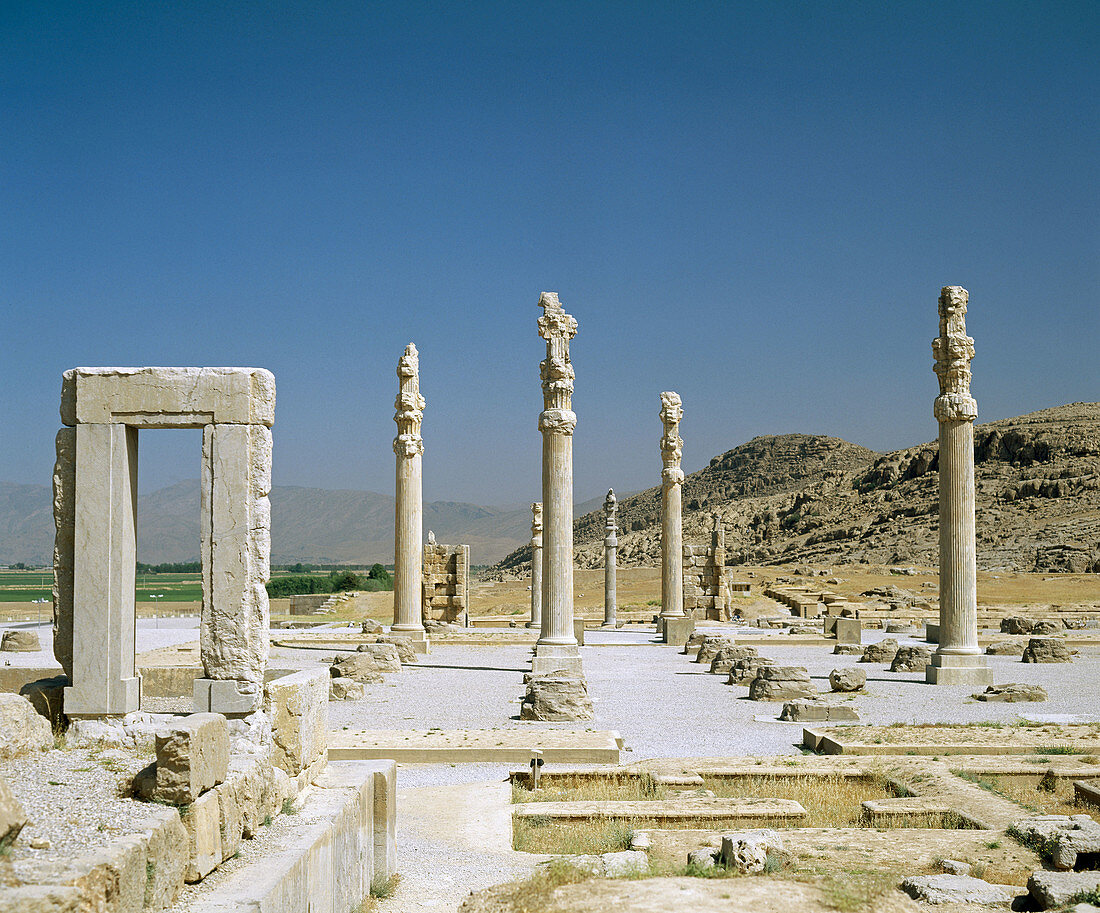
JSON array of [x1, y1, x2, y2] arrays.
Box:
[[973, 683, 1048, 702], [727, 656, 775, 685], [265, 669, 329, 778], [193, 679, 261, 716], [182, 788, 222, 883], [986, 640, 1026, 656], [926, 652, 995, 685], [1029, 871, 1100, 909], [695, 637, 734, 665], [1, 629, 41, 651], [520, 675, 594, 721], [902, 875, 1014, 905], [0, 773, 27, 847], [573, 617, 586, 646], [370, 761, 398, 879], [0, 693, 53, 760], [779, 700, 860, 722], [0, 885, 83, 912], [330, 678, 365, 701], [859, 638, 898, 663], [709, 645, 758, 675], [662, 615, 695, 646], [134, 804, 188, 909], [829, 667, 866, 692], [718, 829, 785, 874], [51, 426, 77, 679], [1022, 637, 1073, 663], [748, 666, 816, 702], [153, 712, 230, 805], [62, 367, 275, 427], [354, 643, 402, 671], [834, 617, 862, 644], [832, 644, 863, 655], [890, 644, 933, 673]]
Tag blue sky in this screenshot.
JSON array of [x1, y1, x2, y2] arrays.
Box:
[[2, 2, 1097, 505]]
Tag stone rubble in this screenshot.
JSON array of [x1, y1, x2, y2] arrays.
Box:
[[859, 638, 899, 664], [1022, 637, 1074, 663], [0, 693, 53, 760], [520, 674, 594, 721], [828, 667, 867, 692], [972, 683, 1048, 702], [747, 666, 816, 702]]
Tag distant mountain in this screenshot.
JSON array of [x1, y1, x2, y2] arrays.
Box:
[[0, 480, 627, 567], [489, 402, 1100, 576]]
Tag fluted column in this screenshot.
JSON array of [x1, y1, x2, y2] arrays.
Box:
[[533, 292, 582, 675], [927, 287, 991, 685], [527, 502, 543, 629], [660, 392, 685, 619], [392, 343, 427, 644], [602, 489, 617, 628]]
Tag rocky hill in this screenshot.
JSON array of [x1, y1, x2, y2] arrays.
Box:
[[489, 402, 1100, 577]]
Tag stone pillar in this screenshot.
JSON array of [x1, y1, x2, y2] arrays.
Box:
[[660, 392, 685, 620], [527, 502, 543, 629], [926, 286, 992, 685], [392, 344, 427, 646], [602, 490, 618, 627], [533, 292, 582, 675]]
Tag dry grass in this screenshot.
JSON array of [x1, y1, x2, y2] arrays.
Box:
[[512, 773, 666, 805], [513, 818, 635, 855], [704, 774, 898, 828], [954, 770, 1100, 822]]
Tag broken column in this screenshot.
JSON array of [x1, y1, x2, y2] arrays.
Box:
[[527, 502, 543, 629], [926, 286, 992, 685], [659, 392, 689, 641], [392, 344, 427, 649], [532, 292, 582, 676], [602, 489, 617, 628]]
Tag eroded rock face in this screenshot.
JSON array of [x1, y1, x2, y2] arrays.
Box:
[[520, 675, 594, 721], [361, 619, 383, 634], [973, 683, 1047, 702], [0, 775, 27, 847], [986, 640, 1027, 656], [901, 875, 1014, 905], [329, 678, 365, 701], [0, 693, 52, 760], [1028, 870, 1100, 908], [859, 638, 899, 664], [747, 666, 815, 702], [380, 636, 417, 663], [0, 630, 40, 652], [890, 645, 932, 673], [829, 667, 866, 692], [331, 651, 389, 682], [1022, 637, 1073, 663], [695, 637, 735, 665]]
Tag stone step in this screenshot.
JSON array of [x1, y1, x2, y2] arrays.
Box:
[[513, 797, 806, 824], [329, 728, 623, 763]]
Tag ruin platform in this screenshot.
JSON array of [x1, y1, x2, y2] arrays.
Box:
[[804, 722, 1100, 756], [512, 796, 807, 824], [328, 728, 623, 763]]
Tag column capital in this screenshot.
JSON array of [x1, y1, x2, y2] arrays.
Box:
[[660, 391, 684, 484], [604, 489, 617, 547], [933, 286, 976, 424], [394, 343, 425, 455], [539, 292, 577, 417], [531, 502, 543, 546]]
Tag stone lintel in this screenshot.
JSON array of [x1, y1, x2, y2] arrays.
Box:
[[193, 678, 261, 716], [62, 367, 275, 427]]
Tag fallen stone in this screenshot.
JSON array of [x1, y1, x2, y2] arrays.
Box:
[[360, 618, 383, 634], [329, 678, 365, 701], [718, 829, 785, 874], [695, 637, 735, 665], [901, 874, 1014, 905], [0, 629, 41, 652], [859, 638, 899, 664], [687, 848, 718, 870], [152, 713, 229, 805], [354, 642, 402, 671], [682, 632, 707, 654], [1028, 871, 1100, 909], [832, 644, 863, 655], [1033, 620, 1061, 636], [1001, 616, 1034, 635], [1022, 638, 1073, 664], [330, 652, 386, 682], [940, 859, 971, 876], [1012, 815, 1100, 871], [709, 645, 758, 675], [748, 666, 816, 702], [726, 656, 775, 685], [380, 636, 417, 663], [520, 675, 594, 721], [890, 644, 933, 673], [829, 667, 866, 692], [0, 885, 83, 912], [884, 623, 917, 635], [265, 669, 329, 780], [0, 774, 27, 847], [0, 693, 52, 760], [973, 683, 1048, 703], [601, 850, 649, 877], [779, 700, 859, 722], [986, 640, 1026, 656]]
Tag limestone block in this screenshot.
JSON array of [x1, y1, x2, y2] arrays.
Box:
[[973, 683, 1047, 702], [902, 875, 1014, 905], [695, 637, 735, 665], [133, 804, 188, 909], [779, 700, 859, 722], [62, 367, 275, 427], [748, 666, 816, 702], [371, 761, 398, 879], [360, 618, 383, 634], [1, 629, 41, 651], [1022, 637, 1073, 663], [0, 773, 27, 847], [379, 637, 416, 663], [153, 713, 230, 805], [331, 653, 385, 683], [710, 646, 759, 675], [183, 788, 222, 883], [859, 638, 899, 664], [1001, 616, 1035, 635], [520, 675, 594, 721], [0, 693, 53, 760], [1029, 871, 1100, 909], [1033, 620, 1061, 636], [0, 885, 82, 912], [833, 644, 863, 656], [330, 678, 365, 701], [986, 640, 1027, 656], [215, 779, 243, 863], [829, 667, 866, 692], [221, 756, 278, 840], [355, 643, 402, 671], [890, 644, 933, 673], [264, 669, 329, 778]]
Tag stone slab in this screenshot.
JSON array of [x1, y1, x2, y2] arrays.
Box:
[[328, 728, 622, 764], [662, 616, 695, 646], [153, 712, 230, 805], [804, 723, 1100, 756], [512, 797, 806, 824], [265, 669, 330, 778]]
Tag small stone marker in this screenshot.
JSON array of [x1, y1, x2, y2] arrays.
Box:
[[973, 683, 1048, 702], [0, 630, 40, 652], [152, 712, 229, 805]]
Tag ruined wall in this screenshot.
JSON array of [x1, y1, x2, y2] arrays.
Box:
[[422, 540, 469, 624]]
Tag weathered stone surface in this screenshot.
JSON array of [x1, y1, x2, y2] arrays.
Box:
[[748, 666, 816, 702], [859, 638, 899, 663], [0, 693, 52, 759], [718, 829, 785, 873], [726, 656, 775, 685], [520, 675, 594, 721], [829, 667, 867, 692], [360, 619, 383, 634], [355, 642, 402, 671], [1033, 620, 1061, 636], [1, 629, 41, 651], [1029, 871, 1100, 909], [709, 645, 758, 675], [265, 669, 329, 778], [687, 848, 718, 870], [1022, 637, 1073, 663], [973, 683, 1048, 702], [940, 859, 971, 876], [901, 874, 1014, 905], [330, 678, 365, 701], [331, 652, 387, 682], [182, 787, 222, 882], [0, 774, 27, 847], [1000, 616, 1033, 635], [0, 885, 83, 912], [380, 636, 417, 663], [986, 640, 1027, 656], [1012, 815, 1100, 871], [779, 700, 859, 722], [695, 637, 734, 665], [832, 643, 863, 655], [890, 644, 933, 673], [152, 712, 230, 805]]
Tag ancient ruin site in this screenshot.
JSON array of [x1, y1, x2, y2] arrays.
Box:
[[3, 5, 1097, 913]]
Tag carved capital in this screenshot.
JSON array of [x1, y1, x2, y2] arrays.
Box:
[[933, 286, 975, 400], [531, 502, 543, 543], [662, 467, 685, 486], [539, 408, 577, 435], [934, 393, 978, 423], [394, 343, 425, 457], [659, 391, 684, 473], [393, 433, 424, 458]]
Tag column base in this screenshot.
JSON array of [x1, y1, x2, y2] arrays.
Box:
[[390, 626, 430, 654], [193, 678, 261, 716], [532, 643, 583, 677], [661, 615, 695, 646], [64, 675, 141, 718], [925, 653, 994, 686], [525, 621, 540, 629]]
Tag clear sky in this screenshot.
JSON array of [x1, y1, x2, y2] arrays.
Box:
[[2, 2, 1097, 505]]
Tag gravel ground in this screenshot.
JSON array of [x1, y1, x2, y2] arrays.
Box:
[[0, 618, 200, 668]]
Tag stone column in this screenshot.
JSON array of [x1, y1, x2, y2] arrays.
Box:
[[527, 502, 543, 629], [926, 286, 992, 685], [660, 392, 685, 620], [602, 489, 618, 628], [392, 344, 427, 646], [533, 292, 582, 675]]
